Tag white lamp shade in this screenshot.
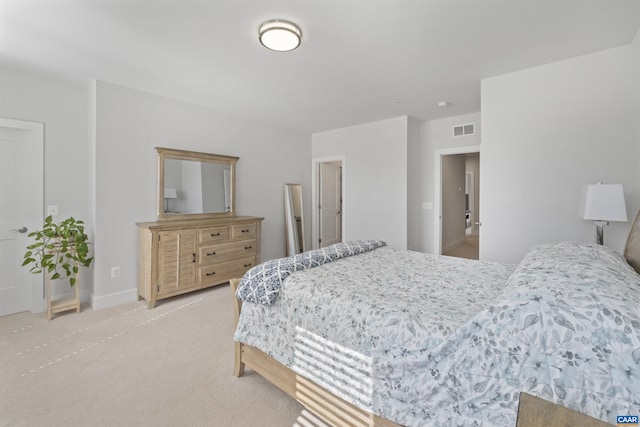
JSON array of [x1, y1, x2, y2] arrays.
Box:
[[164, 188, 178, 199], [580, 183, 628, 222]]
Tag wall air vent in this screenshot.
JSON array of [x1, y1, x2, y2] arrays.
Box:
[[453, 123, 475, 137]]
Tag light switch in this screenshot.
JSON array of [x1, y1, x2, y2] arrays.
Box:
[[422, 202, 433, 210]]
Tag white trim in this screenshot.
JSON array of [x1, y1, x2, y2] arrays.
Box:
[[90, 288, 138, 310], [434, 145, 480, 255], [311, 155, 346, 250]]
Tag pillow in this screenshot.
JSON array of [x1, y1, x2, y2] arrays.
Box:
[[624, 210, 640, 274]]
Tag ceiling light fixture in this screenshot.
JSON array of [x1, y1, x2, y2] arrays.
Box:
[[259, 19, 302, 52]]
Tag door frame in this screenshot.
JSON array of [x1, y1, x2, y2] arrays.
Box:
[[0, 117, 45, 314], [311, 156, 346, 250], [465, 171, 476, 234], [434, 145, 480, 255]]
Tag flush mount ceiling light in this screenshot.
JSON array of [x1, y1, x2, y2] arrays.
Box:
[[259, 19, 302, 52]]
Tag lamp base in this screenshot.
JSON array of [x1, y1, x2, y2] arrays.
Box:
[[593, 220, 609, 245]]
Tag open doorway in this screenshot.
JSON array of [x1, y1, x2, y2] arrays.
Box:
[[434, 146, 480, 259], [312, 157, 345, 249]]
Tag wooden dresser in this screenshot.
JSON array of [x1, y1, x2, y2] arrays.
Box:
[[137, 216, 263, 308]]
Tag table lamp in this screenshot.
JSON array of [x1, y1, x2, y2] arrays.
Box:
[[580, 183, 627, 245]]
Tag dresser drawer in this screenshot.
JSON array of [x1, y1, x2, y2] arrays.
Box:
[[198, 256, 256, 286], [231, 223, 257, 240], [199, 240, 257, 266], [199, 226, 230, 245]]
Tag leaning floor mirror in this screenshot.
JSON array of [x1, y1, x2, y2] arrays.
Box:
[[284, 184, 305, 256]]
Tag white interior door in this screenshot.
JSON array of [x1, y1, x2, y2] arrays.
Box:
[[0, 118, 44, 316], [319, 162, 342, 248]]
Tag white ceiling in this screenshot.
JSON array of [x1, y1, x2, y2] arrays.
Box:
[[2, 0, 639, 133]]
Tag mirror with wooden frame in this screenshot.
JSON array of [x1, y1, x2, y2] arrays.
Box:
[[156, 147, 238, 221]]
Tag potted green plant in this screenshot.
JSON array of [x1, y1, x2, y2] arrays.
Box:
[[22, 215, 94, 286]]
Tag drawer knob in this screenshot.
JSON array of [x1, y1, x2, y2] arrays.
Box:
[[207, 251, 216, 256], [241, 229, 250, 233], [211, 232, 220, 237], [244, 263, 252, 268], [244, 246, 252, 250], [206, 272, 216, 277]]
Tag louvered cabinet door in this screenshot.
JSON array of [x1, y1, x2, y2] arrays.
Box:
[[157, 229, 197, 296]]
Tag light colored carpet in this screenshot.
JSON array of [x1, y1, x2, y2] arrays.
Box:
[[0, 285, 315, 427]]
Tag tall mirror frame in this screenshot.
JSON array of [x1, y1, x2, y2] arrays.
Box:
[[156, 147, 238, 221], [284, 183, 305, 256]]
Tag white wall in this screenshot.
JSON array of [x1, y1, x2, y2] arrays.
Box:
[[416, 112, 482, 253], [0, 63, 93, 305], [311, 117, 408, 249], [4, 33, 639, 309], [0, 68, 311, 309], [93, 81, 311, 308], [481, 45, 639, 263]]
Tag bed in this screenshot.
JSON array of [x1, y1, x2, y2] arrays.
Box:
[[231, 212, 640, 426]]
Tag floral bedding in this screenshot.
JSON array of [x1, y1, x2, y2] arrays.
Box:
[[233, 242, 640, 426]]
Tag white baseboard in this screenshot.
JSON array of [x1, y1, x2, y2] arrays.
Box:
[[90, 289, 138, 310]]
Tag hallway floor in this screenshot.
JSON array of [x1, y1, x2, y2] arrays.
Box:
[[443, 233, 479, 260]]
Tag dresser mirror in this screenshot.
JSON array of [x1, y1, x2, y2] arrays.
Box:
[[156, 147, 238, 221], [284, 183, 305, 256]]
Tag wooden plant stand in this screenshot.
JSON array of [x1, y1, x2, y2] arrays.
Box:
[[45, 268, 80, 320]]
